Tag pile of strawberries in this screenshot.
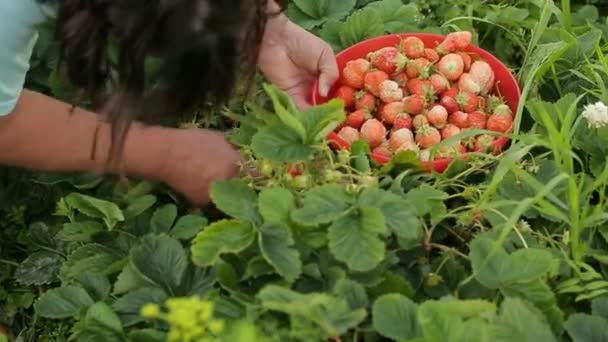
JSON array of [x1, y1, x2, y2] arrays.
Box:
[[332, 31, 514, 162]]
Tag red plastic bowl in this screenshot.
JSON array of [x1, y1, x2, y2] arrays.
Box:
[[311, 33, 521, 173]]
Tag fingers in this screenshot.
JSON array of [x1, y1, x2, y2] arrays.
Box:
[[316, 43, 340, 97]]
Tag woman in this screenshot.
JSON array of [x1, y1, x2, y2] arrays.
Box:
[[0, 0, 338, 205]]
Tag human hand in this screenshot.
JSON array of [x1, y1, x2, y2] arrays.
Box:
[[160, 128, 241, 206], [258, 18, 339, 109]]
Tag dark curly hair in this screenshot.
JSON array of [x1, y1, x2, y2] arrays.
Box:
[[55, 0, 286, 170]]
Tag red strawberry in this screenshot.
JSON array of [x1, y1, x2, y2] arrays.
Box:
[[287, 164, 303, 177], [337, 126, 360, 144], [413, 115, 429, 129], [389, 128, 415, 151], [415, 125, 442, 149], [436, 53, 464, 81], [424, 48, 440, 63], [393, 72, 409, 89], [474, 134, 496, 152], [436, 31, 473, 55], [403, 95, 425, 115], [406, 58, 431, 79], [469, 61, 495, 95], [401, 36, 425, 59], [468, 110, 487, 129], [458, 52, 472, 71], [455, 91, 479, 113], [393, 113, 413, 130], [336, 85, 356, 107], [441, 124, 461, 139], [373, 142, 393, 159], [379, 102, 406, 125], [443, 86, 460, 98], [440, 96, 459, 114], [355, 91, 377, 111], [368, 47, 408, 75], [449, 111, 470, 128], [429, 74, 450, 95], [458, 73, 481, 95], [346, 109, 371, 129], [426, 105, 448, 128], [406, 78, 432, 96], [364, 69, 390, 96], [379, 80, 404, 103], [342, 58, 371, 89], [486, 105, 513, 132], [360, 118, 387, 148]]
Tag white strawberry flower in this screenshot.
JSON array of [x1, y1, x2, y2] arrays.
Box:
[[581, 101, 608, 128]]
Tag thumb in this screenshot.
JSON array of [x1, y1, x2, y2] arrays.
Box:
[[317, 44, 339, 97]]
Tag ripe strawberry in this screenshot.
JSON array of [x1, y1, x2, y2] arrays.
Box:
[[355, 91, 377, 111], [429, 74, 450, 95], [389, 128, 415, 152], [346, 109, 371, 129], [287, 164, 303, 177], [455, 91, 479, 113], [443, 86, 460, 98], [406, 58, 431, 79], [441, 124, 461, 139], [426, 105, 448, 128], [468, 110, 487, 129], [458, 52, 472, 71], [413, 115, 429, 129], [379, 80, 404, 103], [440, 96, 459, 114], [373, 142, 393, 159], [436, 31, 473, 55], [403, 95, 425, 115], [336, 85, 356, 107], [360, 118, 387, 148], [364, 69, 390, 96], [393, 113, 413, 130], [406, 78, 432, 96], [392, 72, 409, 89], [415, 125, 442, 149], [487, 107, 513, 133], [342, 58, 371, 89], [401, 36, 425, 59], [458, 73, 481, 95], [368, 46, 408, 75], [474, 134, 496, 152], [469, 61, 495, 95], [436, 53, 464, 81], [449, 111, 470, 128], [337, 126, 360, 144], [424, 48, 440, 63], [379, 102, 406, 125]]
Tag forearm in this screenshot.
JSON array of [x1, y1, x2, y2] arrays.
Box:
[[0, 90, 170, 180]]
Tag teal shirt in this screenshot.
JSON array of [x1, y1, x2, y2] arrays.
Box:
[[0, 0, 55, 115]]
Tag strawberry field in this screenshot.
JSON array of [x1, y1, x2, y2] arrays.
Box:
[[3, 0, 608, 341]]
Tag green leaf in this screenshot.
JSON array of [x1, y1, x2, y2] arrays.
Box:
[[333, 279, 368, 310], [150, 204, 177, 234], [492, 297, 556, 342], [299, 99, 346, 142], [191, 220, 255, 267], [176, 265, 216, 297], [61, 244, 123, 281], [123, 195, 157, 219], [14, 251, 63, 286], [366, 0, 421, 32], [128, 329, 167, 342], [258, 223, 302, 282], [292, 0, 327, 18], [210, 179, 260, 223], [251, 124, 314, 162], [65, 193, 124, 230], [79, 302, 124, 341], [339, 7, 385, 49], [369, 271, 416, 298], [130, 234, 188, 292], [113, 287, 167, 327], [34, 285, 94, 319], [242, 256, 275, 280], [292, 184, 353, 226], [328, 207, 386, 272], [286, 3, 326, 30], [56, 221, 103, 242], [170, 214, 208, 240], [113, 263, 152, 296], [77, 272, 111, 302], [262, 83, 307, 141], [372, 293, 421, 341], [565, 313, 608, 342], [258, 187, 295, 225], [500, 248, 556, 285], [404, 184, 449, 218], [358, 188, 422, 240], [592, 296, 608, 318]]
